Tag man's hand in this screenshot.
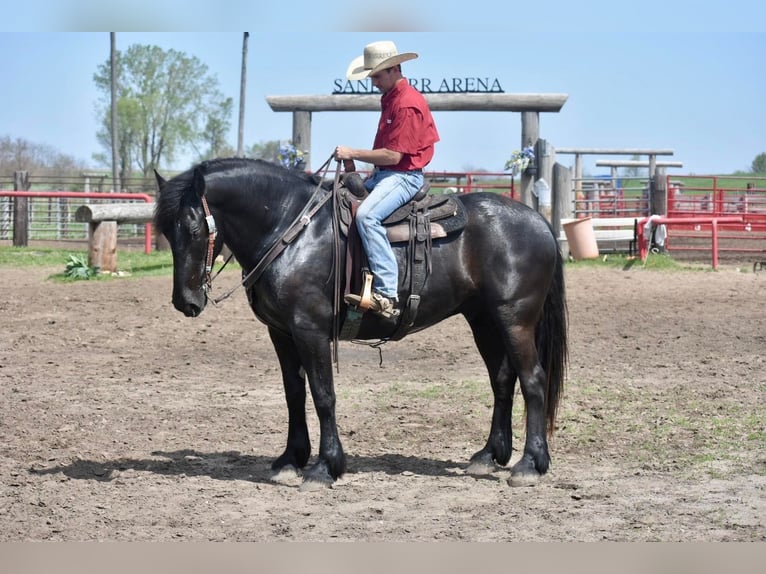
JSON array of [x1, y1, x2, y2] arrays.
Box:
[[334, 145, 353, 161]]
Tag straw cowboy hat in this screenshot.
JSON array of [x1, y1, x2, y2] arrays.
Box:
[[346, 40, 418, 80]]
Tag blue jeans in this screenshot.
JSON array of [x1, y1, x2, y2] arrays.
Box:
[[357, 169, 424, 300]]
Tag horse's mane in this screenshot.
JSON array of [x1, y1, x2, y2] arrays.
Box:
[[154, 157, 329, 234]]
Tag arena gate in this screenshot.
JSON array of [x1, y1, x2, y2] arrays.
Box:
[[664, 175, 766, 259]]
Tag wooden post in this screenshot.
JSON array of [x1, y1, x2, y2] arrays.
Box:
[[237, 32, 249, 157], [535, 138, 554, 221], [574, 153, 583, 194], [88, 221, 118, 272], [553, 162, 573, 239], [520, 111, 539, 208], [538, 138, 554, 187], [13, 171, 29, 247], [155, 230, 170, 251], [652, 167, 667, 215], [75, 203, 155, 270], [292, 111, 312, 170]]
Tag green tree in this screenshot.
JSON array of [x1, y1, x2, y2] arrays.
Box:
[[196, 97, 235, 161], [621, 154, 646, 179], [93, 44, 232, 178], [751, 153, 766, 173], [0, 135, 82, 177], [246, 140, 282, 163]]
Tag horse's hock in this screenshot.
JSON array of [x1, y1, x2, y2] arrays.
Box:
[[75, 203, 155, 272]]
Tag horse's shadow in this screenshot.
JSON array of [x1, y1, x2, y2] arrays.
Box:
[[30, 449, 504, 485]]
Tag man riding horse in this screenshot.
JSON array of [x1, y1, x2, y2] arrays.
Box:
[[334, 40, 439, 319]]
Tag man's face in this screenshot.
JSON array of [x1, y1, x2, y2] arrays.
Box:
[[370, 67, 397, 94]]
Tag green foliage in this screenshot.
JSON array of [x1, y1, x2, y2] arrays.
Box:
[[0, 247, 169, 277], [0, 246, 241, 281], [751, 152, 766, 174], [0, 135, 84, 177], [93, 44, 232, 177], [198, 97, 235, 161], [63, 254, 99, 280], [246, 140, 282, 163], [565, 252, 701, 271]]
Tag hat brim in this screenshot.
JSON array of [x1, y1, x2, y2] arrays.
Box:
[[346, 52, 418, 81]]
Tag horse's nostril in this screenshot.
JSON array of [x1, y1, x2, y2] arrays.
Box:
[[185, 304, 201, 317]]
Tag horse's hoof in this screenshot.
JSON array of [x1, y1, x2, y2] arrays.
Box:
[[299, 460, 337, 491], [508, 455, 542, 487], [270, 465, 300, 484], [508, 472, 540, 487], [466, 460, 496, 475], [466, 450, 502, 476], [299, 477, 333, 492]]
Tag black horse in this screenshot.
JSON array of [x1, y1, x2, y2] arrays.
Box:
[[154, 157, 567, 489]]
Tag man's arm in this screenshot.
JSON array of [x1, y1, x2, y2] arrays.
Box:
[[334, 145, 402, 167]]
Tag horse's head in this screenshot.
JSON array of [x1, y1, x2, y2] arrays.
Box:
[[154, 166, 218, 318]]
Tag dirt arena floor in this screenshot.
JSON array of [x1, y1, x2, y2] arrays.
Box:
[[1, 260, 764, 541]]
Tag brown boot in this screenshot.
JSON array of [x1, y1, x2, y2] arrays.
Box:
[[344, 291, 399, 319]]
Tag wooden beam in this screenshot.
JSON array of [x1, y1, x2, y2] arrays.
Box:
[[556, 148, 674, 155], [266, 93, 569, 113], [75, 203, 154, 224], [595, 160, 683, 168]]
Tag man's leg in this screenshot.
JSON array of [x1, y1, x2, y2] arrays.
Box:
[[355, 171, 423, 299]]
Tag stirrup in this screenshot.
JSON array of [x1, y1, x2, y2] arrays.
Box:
[[344, 271, 374, 310]]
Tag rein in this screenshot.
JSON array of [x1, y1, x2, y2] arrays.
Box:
[[201, 154, 345, 368], [205, 155, 339, 305]]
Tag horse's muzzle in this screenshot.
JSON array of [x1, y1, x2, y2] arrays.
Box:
[[180, 302, 203, 317], [173, 290, 207, 317]]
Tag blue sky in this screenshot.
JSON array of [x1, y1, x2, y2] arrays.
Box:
[[1, 12, 764, 176]]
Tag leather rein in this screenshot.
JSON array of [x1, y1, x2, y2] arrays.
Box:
[[201, 155, 341, 306]]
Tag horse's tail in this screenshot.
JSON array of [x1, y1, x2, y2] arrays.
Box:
[[536, 245, 568, 437]]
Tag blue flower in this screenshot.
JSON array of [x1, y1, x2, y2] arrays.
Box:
[[504, 145, 535, 175], [277, 142, 305, 169]]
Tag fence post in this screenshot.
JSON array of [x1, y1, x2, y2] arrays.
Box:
[[520, 111, 539, 208], [652, 167, 667, 215], [535, 138, 554, 221], [292, 111, 312, 171], [88, 221, 118, 272], [13, 171, 30, 247], [553, 162, 572, 239]]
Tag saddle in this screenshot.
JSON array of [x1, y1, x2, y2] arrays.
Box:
[[337, 172, 467, 341]]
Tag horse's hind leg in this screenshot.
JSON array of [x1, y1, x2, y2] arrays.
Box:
[[465, 313, 517, 474], [268, 327, 311, 479], [504, 323, 551, 486]]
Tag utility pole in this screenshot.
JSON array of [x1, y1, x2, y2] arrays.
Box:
[[237, 32, 249, 157], [110, 33, 121, 192]]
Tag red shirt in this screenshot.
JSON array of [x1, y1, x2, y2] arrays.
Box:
[[373, 78, 439, 171]]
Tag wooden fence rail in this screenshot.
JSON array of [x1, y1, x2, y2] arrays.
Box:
[[74, 203, 155, 272]]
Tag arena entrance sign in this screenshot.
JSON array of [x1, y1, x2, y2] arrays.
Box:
[[265, 92, 568, 208]]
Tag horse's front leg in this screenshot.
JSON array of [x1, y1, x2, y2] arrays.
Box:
[[292, 327, 345, 490], [268, 327, 311, 477]]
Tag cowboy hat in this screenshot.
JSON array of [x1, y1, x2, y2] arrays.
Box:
[[346, 41, 418, 80]]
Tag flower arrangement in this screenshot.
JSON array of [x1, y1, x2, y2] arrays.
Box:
[[277, 142, 305, 169], [504, 145, 535, 176]]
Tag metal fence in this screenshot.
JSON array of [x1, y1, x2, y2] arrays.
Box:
[[0, 173, 156, 244], [571, 175, 651, 219]]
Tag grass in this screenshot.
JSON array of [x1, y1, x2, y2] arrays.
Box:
[[564, 251, 701, 271], [0, 245, 176, 279], [560, 375, 765, 478]]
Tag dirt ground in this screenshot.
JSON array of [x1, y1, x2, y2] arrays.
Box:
[[1, 260, 764, 541]]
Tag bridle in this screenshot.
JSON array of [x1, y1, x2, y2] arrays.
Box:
[[201, 194, 218, 293], [195, 155, 345, 368], [198, 155, 340, 304]]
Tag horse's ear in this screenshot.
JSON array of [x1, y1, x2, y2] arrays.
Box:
[[192, 166, 206, 199], [154, 169, 167, 190]]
